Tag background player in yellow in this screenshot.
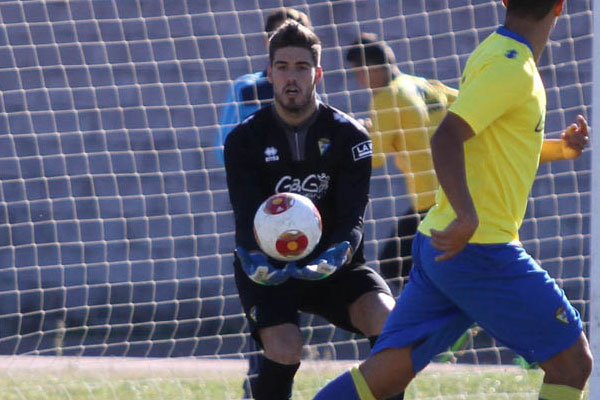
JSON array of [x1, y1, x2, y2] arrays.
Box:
[[346, 33, 457, 293], [315, 1, 591, 399], [346, 31, 472, 367]]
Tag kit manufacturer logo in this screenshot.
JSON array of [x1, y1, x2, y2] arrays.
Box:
[[264, 147, 279, 162]]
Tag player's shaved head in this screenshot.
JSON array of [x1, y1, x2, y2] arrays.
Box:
[[346, 33, 396, 67], [505, 0, 563, 21]]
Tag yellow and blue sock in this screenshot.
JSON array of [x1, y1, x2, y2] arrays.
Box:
[[313, 366, 376, 400], [539, 383, 583, 400]]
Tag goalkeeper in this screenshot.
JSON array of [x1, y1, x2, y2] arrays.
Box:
[[224, 21, 401, 400], [346, 32, 457, 294], [314, 0, 592, 399], [216, 8, 312, 397]]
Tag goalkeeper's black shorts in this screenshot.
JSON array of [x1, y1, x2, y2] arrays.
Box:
[[234, 262, 392, 346]]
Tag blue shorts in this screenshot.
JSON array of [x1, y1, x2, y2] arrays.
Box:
[[372, 232, 583, 372]]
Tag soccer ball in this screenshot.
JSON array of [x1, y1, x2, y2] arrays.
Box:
[[253, 192, 322, 261]]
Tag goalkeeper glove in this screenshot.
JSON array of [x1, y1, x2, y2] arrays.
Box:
[[235, 247, 290, 286], [290, 241, 351, 281]]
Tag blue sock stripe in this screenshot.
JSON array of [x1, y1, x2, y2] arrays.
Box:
[[313, 370, 361, 400]]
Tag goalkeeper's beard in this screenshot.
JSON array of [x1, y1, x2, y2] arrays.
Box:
[[273, 86, 317, 118]]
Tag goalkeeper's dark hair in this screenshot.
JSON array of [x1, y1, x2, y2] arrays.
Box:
[[269, 21, 321, 66], [265, 8, 311, 36], [505, 0, 561, 21], [346, 32, 396, 67]]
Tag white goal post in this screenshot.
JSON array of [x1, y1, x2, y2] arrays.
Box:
[[589, 0, 600, 399]]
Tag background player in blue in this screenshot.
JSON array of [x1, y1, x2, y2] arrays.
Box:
[[313, 1, 592, 399], [217, 8, 311, 165], [224, 21, 402, 400], [217, 9, 311, 397]]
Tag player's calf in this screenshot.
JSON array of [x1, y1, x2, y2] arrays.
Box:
[[360, 348, 414, 399]]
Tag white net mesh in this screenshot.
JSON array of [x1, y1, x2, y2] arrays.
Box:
[[0, 0, 592, 399]]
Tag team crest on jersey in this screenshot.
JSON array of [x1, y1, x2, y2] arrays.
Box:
[[264, 146, 279, 162], [318, 138, 331, 156], [352, 140, 372, 161], [555, 306, 569, 324]]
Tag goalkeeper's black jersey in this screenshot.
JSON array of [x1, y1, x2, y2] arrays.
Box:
[[224, 102, 373, 266]]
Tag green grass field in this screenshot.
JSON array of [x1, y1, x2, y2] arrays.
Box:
[[0, 357, 588, 400]]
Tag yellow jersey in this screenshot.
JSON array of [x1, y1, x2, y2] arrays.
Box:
[[370, 74, 457, 211], [419, 27, 546, 243]]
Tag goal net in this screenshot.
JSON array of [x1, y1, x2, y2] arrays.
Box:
[[0, 1, 592, 399]]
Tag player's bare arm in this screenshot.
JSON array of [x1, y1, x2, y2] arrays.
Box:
[[539, 114, 590, 163], [429, 112, 478, 261]]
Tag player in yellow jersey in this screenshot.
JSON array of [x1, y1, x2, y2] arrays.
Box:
[[346, 33, 457, 293], [314, 1, 591, 399]]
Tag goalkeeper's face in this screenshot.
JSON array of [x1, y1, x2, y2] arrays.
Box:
[[268, 46, 323, 114]]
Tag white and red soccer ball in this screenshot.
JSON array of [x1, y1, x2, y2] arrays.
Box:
[[253, 192, 322, 261]]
